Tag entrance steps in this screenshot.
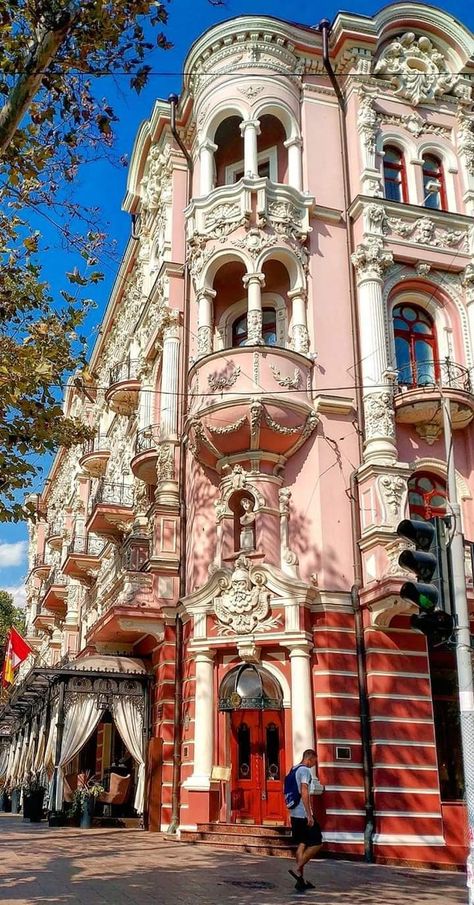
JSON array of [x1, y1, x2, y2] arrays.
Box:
[[179, 822, 295, 857]]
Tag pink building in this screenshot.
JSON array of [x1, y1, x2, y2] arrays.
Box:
[[4, 2, 474, 869]]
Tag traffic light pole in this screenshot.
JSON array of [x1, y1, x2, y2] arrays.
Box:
[[442, 396, 474, 899]]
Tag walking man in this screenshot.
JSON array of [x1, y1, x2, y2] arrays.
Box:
[[286, 748, 323, 893]]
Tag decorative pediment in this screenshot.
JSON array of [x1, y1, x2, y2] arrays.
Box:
[[374, 32, 460, 106]]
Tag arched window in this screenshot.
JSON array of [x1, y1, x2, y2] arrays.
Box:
[[383, 145, 407, 202], [422, 154, 446, 210], [231, 307, 277, 347], [393, 303, 439, 386], [408, 472, 447, 520]]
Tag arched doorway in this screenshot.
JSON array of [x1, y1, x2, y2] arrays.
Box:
[[219, 664, 285, 824]]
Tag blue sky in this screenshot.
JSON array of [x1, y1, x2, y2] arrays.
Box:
[[1, 0, 473, 606]]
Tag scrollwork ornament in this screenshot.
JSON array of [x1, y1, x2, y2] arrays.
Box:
[[213, 555, 279, 635], [208, 366, 241, 392], [374, 32, 460, 106]]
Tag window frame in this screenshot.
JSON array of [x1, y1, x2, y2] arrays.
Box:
[[231, 306, 278, 348], [422, 153, 447, 211], [383, 144, 408, 203], [408, 471, 447, 521], [393, 302, 440, 387], [225, 146, 278, 185]]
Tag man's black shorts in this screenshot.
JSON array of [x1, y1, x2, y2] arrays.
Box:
[[291, 817, 323, 847]]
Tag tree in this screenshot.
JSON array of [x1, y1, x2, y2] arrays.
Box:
[[0, 0, 173, 522], [0, 590, 25, 669]]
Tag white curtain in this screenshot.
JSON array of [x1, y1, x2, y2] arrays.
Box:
[[3, 736, 17, 789], [43, 706, 58, 778], [112, 697, 146, 814], [55, 696, 103, 811], [33, 715, 47, 775], [0, 745, 9, 778], [24, 719, 38, 777], [17, 727, 30, 786]]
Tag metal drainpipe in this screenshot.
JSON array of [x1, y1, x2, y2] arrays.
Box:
[[319, 18, 375, 862], [167, 93, 193, 835]]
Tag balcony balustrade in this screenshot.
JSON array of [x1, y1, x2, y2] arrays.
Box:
[[79, 434, 111, 477], [187, 346, 317, 470], [394, 358, 474, 433], [86, 480, 135, 542], [131, 424, 162, 483], [45, 519, 64, 550], [30, 553, 52, 580], [62, 534, 105, 585], [42, 568, 67, 617], [105, 358, 141, 415], [33, 605, 55, 632]]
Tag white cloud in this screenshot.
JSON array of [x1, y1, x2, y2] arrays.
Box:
[[0, 540, 28, 569], [3, 585, 26, 609]]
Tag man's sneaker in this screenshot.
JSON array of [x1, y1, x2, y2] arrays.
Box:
[[295, 876, 306, 893]]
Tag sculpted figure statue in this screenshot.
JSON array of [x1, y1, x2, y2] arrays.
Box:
[[239, 497, 256, 552]]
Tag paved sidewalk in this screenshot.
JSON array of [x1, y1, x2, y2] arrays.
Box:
[[0, 815, 467, 905]]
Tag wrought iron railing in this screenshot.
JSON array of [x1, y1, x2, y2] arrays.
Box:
[[397, 358, 472, 394], [89, 480, 134, 512], [67, 535, 104, 557], [47, 518, 64, 539], [32, 553, 51, 569], [81, 434, 111, 457], [135, 424, 161, 454], [109, 358, 139, 386], [44, 568, 67, 592]]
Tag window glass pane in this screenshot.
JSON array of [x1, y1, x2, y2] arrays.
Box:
[[266, 723, 280, 781], [409, 491, 424, 506], [418, 476, 434, 492], [404, 307, 417, 322], [393, 318, 406, 330], [424, 186, 440, 210], [395, 337, 412, 382], [412, 322, 431, 334], [384, 147, 401, 163], [385, 180, 401, 202], [238, 723, 251, 779], [415, 340, 435, 384], [423, 156, 439, 173]]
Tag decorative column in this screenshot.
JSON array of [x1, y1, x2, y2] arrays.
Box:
[[357, 90, 383, 197], [186, 650, 215, 788], [287, 643, 315, 761], [288, 287, 309, 354], [284, 137, 303, 191], [239, 119, 261, 178], [242, 272, 265, 344], [138, 363, 153, 431], [351, 239, 397, 464], [457, 109, 474, 217], [160, 316, 180, 439], [199, 138, 217, 196], [462, 265, 474, 361], [197, 288, 216, 358]]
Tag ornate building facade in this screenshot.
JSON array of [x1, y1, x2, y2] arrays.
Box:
[[7, 2, 474, 868]]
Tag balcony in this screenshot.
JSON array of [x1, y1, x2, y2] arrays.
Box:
[[186, 177, 314, 248], [62, 535, 105, 585], [105, 359, 140, 415], [45, 519, 64, 550], [394, 359, 474, 435], [86, 538, 160, 645], [86, 480, 135, 542], [33, 605, 56, 633], [42, 568, 67, 618], [79, 434, 111, 477], [131, 424, 161, 484], [29, 553, 52, 580], [187, 346, 317, 470]]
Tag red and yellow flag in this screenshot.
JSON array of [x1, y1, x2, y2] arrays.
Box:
[[1, 628, 32, 687]]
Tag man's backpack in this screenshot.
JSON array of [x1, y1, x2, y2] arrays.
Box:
[[284, 765, 301, 810]]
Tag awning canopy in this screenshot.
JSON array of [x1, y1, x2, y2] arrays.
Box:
[[0, 654, 151, 731]]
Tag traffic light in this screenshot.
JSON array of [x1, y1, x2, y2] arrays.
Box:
[[397, 518, 454, 644]]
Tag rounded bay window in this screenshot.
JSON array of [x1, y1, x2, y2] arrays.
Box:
[[218, 664, 283, 711]]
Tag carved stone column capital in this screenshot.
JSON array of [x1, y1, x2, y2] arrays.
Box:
[[351, 239, 393, 283]]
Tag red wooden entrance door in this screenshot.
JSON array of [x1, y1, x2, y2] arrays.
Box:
[[230, 710, 285, 824]]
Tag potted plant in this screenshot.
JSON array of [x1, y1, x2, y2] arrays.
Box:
[[23, 776, 46, 823], [70, 772, 104, 829]]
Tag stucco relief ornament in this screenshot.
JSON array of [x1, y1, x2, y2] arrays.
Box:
[[208, 365, 241, 392], [461, 264, 474, 303], [457, 108, 474, 176], [351, 239, 393, 281], [213, 556, 278, 635], [378, 474, 406, 522], [374, 33, 459, 106], [364, 392, 396, 441], [357, 91, 378, 152]]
